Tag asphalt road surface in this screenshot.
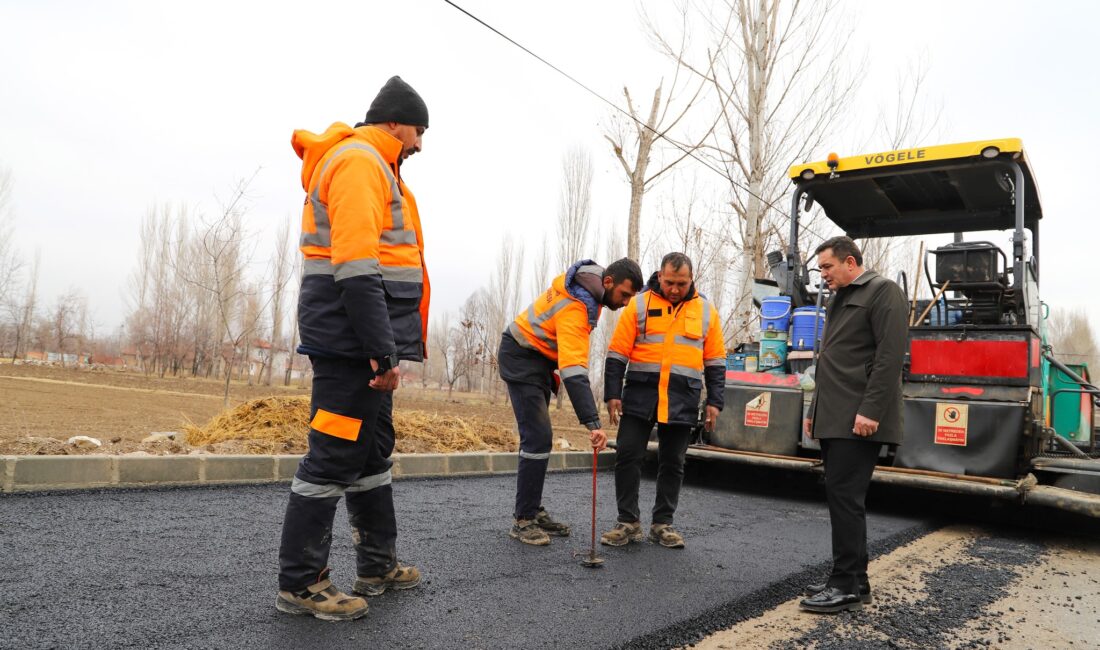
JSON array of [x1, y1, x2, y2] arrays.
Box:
[[0, 466, 935, 650]]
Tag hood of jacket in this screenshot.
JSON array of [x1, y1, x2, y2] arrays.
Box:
[[563, 259, 605, 328], [291, 123, 403, 192]]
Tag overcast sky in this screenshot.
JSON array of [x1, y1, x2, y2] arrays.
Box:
[[2, 0, 1098, 341]]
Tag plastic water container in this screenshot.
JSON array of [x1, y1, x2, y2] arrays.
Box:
[[791, 306, 826, 351], [928, 300, 963, 326], [760, 296, 792, 333], [758, 338, 788, 370]]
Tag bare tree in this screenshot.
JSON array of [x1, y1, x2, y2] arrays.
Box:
[[606, 5, 721, 262], [49, 287, 87, 365], [284, 253, 303, 386], [529, 241, 551, 298], [654, 0, 859, 343], [859, 55, 944, 282], [1048, 308, 1100, 373], [124, 205, 194, 376], [432, 311, 469, 398], [556, 147, 594, 270], [873, 54, 944, 152], [588, 225, 627, 407], [9, 251, 39, 361], [483, 235, 524, 400], [0, 167, 23, 323], [266, 216, 295, 386], [457, 290, 489, 393], [177, 175, 271, 407]]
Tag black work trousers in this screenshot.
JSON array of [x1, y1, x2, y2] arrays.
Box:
[[508, 379, 555, 520], [613, 414, 692, 525], [278, 357, 399, 592], [820, 438, 883, 594]]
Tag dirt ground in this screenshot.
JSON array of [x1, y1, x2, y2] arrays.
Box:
[[689, 525, 1100, 649], [0, 362, 595, 455]]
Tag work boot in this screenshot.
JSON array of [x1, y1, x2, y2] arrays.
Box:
[[275, 578, 369, 621], [535, 507, 571, 536], [353, 563, 421, 597], [600, 521, 643, 547], [509, 518, 551, 546], [649, 523, 685, 549]]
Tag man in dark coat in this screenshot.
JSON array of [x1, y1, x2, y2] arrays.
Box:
[[800, 236, 909, 614]]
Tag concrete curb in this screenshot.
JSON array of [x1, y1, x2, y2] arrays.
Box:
[[0, 451, 615, 493]]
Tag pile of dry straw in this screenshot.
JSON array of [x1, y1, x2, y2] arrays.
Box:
[[184, 396, 517, 454]]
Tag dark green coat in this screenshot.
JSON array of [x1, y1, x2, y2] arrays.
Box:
[[810, 270, 909, 445]]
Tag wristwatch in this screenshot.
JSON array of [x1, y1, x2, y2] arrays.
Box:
[[374, 352, 399, 373]]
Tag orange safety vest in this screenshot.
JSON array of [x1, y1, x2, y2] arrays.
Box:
[[293, 123, 430, 359], [608, 290, 725, 424], [508, 271, 601, 381]]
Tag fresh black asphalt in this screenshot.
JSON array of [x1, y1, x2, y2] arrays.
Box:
[[0, 463, 934, 650]]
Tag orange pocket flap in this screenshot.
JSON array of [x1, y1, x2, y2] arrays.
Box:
[[310, 408, 362, 441], [683, 314, 703, 339]]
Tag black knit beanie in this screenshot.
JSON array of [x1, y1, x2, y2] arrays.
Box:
[[362, 76, 429, 128]]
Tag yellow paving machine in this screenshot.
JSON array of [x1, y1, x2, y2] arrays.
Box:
[[693, 138, 1100, 518]]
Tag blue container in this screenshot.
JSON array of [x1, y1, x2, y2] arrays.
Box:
[[928, 300, 963, 326], [760, 296, 792, 333], [758, 338, 788, 370], [726, 352, 747, 371], [791, 306, 826, 351]]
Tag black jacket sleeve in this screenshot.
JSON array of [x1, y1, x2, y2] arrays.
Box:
[[704, 365, 725, 410], [338, 274, 397, 359], [563, 373, 602, 430], [857, 281, 909, 421], [603, 356, 627, 402]]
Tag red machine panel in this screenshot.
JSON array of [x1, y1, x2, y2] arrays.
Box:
[[909, 340, 1029, 378]]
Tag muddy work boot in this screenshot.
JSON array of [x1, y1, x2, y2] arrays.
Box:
[[509, 518, 551, 546], [276, 578, 369, 621], [535, 507, 571, 537], [600, 521, 643, 547], [353, 563, 421, 597], [649, 523, 686, 549]]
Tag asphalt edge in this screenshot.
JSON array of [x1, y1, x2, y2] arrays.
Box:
[[0, 451, 615, 494], [610, 519, 945, 650]]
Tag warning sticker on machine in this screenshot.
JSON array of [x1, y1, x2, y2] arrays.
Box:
[[934, 402, 969, 446], [745, 392, 771, 428]]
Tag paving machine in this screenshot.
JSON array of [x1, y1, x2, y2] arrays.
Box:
[[689, 138, 1100, 518]]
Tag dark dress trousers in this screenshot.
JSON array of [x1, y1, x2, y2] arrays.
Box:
[[810, 270, 909, 592]]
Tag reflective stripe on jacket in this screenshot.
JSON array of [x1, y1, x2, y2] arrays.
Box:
[[604, 285, 726, 425], [500, 266, 604, 430], [292, 123, 430, 361]]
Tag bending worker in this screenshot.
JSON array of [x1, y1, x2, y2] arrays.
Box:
[[276, 76, 430, 621], [601, 252, 725, 549], [499, 258, 643, 546]]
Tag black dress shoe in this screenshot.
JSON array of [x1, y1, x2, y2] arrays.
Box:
[[799, 587, 864, 613], [804, 582, 872, 603]]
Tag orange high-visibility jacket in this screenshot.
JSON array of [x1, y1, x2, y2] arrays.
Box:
[[292, 123, 430, 361], [501, 264, 605, 429], [605, 282, 726, 425]]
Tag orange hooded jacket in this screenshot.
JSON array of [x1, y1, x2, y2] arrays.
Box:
[[604, 277, 726, 425], [293, 122, 430, 361], [500, 262, 607, 430]]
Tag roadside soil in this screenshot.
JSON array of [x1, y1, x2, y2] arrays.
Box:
[[0, 363, 594, 454], [688, 525, 1100, 649]]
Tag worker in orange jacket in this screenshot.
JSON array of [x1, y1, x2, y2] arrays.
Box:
[[601, 252, 726, 549], [277, 76, 429, 622], [499, 258, 643, 546]]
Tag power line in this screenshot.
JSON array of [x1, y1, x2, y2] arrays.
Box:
[[441, 0, 829, 245]]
